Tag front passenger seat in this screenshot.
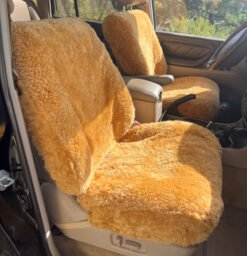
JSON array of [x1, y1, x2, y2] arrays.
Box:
[[12, 17, 223, 256], [103, 0, 220, 121]]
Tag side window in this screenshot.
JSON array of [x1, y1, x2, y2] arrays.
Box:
[[54, 0, 116, 21], [54, 0, 76, 17], [154, 0, 247, 39]]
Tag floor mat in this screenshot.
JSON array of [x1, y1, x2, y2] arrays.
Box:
[[206, 206, 247, 256]]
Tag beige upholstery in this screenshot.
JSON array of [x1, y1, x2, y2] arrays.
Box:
[[103, 10, 220, 120], [12, 18, 223, 247], [11, 0, 31, 21], [11, 0, 39, 21]]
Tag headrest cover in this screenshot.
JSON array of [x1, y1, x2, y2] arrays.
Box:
[[113, 0, 147, 9], [7, 0, 14, 14]]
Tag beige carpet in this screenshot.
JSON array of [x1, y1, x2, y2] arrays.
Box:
[[205, 206, 247, 256]]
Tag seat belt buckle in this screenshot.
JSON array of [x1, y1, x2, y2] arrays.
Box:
[[132, 120, 142, 127]]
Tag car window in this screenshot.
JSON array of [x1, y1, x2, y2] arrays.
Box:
[[54, 0, 116, 21], [154, 0, 247, 39]]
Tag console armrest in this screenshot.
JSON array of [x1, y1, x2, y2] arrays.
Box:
[[124, 78, 163, 123], [124, 78, 162, 102], [124, 74, 174, 86]]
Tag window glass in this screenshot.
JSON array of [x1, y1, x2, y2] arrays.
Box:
[[54, 0, 116, 21], [154, 0, 247, 39], [55, 0, 75, 17]]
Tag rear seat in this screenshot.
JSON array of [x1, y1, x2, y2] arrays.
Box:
[[10, 0, 39, 21]]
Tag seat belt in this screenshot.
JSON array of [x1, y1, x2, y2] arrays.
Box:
[[23, 0, 40, 15], [12, 69, 22, 96], [7, 0, 22, 96]]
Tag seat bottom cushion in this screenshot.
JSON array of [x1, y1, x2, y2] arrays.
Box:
[[162, 76, 220, 120], [78, 121, 223, 247]]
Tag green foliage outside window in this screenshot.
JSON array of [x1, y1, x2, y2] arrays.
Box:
[[169, 16, 233, 38], [155, 0, 247, 39], [54, 0, 247, 39], [77, 0, 115, 20], [54, 0, 115, 20]]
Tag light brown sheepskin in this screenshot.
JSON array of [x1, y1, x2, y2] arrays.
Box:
[[12, 18, 223, 247], [103, 10, 220, 120], [103, 10, 168, 75], [163, 77, 220, 120], [12, 18, 135, 195], [78, 121, 223, 247]]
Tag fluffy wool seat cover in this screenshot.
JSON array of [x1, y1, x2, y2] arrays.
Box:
[[163, 77, 220, 120], [12, 18, 223, 247], [103, 10, 220, 120]]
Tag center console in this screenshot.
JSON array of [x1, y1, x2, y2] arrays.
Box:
[[219, 125, 247, 211], [124, 76, 247, 151], [169, 114, 247, 210], [124, 77, 163, 123], [211, 125, 247, 148]]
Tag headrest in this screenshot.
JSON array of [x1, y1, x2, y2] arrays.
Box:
[[113, 0, 147, 9], [11, 0, 31, 21]]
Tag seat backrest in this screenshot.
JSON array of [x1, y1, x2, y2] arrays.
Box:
[[11, 0, 40, 21], [103, 10, 168, 76], [12, 18, 134, 195]]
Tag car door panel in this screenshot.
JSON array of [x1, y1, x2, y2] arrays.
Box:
[[157, 31, 224, 68]]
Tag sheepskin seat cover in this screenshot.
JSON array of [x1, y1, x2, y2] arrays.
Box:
[[103, 10, 220, 120], [12, 18, 223, 247], [163, 77, 220, 120], [12, 18, 135, 195]]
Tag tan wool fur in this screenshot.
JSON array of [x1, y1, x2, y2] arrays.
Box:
[[103, 10, 220, 120], [163, 77, 220, 120], [13, 18, 223, 247], [12, 18, 135, 195], [103, 10, 168, 75], [78, 121, 223, 247]]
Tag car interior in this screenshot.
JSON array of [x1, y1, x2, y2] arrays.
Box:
[[0, 0, 247, 256]]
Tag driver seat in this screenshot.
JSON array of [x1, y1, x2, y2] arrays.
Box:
[[102, 0, 220, 121]]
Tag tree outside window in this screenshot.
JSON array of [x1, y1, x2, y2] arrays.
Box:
[[155, 0, 247, 39]]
